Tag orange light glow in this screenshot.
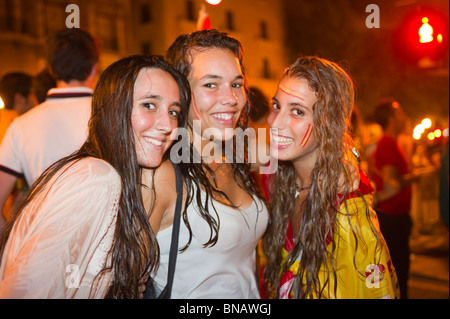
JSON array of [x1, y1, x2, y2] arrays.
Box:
[[421, 118, 432, 128], [205, 0, 222, 5], [427, 132, 435, 140], [434, 129, 442, 138]]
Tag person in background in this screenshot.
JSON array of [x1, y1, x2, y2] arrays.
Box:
[[0, 72, 36, 141], [0, 54, 190, 298], [369, 98, 421, 299], [263, 56, 399, 299], [32, 68, 56, 104], [0, 72, 37, 227], [0, 29, 99, 229]]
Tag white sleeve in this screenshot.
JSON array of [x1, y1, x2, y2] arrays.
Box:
[[0, 158, 121, 299], [0, 119, 24, 175]]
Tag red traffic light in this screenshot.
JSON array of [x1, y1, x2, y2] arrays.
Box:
[[419, 17, 435, 43], [393, 7, 449, 65]]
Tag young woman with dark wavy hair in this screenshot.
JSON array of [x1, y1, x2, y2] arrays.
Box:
[[0, 55, 190, 298], [149, 29, 268, 298], [263, 56, 399, 299]]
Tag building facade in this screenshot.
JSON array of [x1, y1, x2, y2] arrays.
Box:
[[0, 0, 287, 98]]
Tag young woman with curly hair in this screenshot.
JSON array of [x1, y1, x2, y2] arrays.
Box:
[[263, 56, 399, 299]]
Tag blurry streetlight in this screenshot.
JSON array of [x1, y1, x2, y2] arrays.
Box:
[[413, 131, 422, 140], [443, 128, 449, 137], [421, 118, 432, 128], [0, 97, 4, 109], [414, 124, 425, 134], [205, 0, 222, 5], [434, 128, 442, 138], [427, 132, 435, 140]]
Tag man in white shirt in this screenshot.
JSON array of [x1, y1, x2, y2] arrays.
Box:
[[0, 29, 99, 228]]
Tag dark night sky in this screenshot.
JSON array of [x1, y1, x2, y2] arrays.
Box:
[[282, 0, 449, 124]]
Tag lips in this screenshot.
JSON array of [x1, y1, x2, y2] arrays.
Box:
[[272, 133, 295, 146], [210, 111, 235, 124], [143, 136, 165, 148]]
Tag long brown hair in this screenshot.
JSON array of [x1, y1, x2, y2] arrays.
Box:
[[0, 55, 191, 298], [167, 29, 265, 250], [263, 56, 380, 298]]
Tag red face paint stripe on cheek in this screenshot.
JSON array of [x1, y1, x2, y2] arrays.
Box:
[[279, 84, 305, 101], [300, 124, 312, 147]]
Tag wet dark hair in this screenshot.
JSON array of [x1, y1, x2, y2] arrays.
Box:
[[0, 55, 190, 298], [263, 56, 382, 298], [167, 29, 265, 250]]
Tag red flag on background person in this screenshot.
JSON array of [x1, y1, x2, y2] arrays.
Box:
[[197, 5, 211, 30]]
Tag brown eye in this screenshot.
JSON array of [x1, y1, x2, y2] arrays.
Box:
[[291, 109, 304, 117]]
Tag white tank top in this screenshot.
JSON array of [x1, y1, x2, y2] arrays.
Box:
[[153, 183, 268, 299]]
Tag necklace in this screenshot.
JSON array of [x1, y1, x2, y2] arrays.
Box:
[[295, 184, 310, 198]]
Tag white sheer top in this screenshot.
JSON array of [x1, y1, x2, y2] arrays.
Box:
[[0, 157, 121, 298], [153, 183, 268, 299]]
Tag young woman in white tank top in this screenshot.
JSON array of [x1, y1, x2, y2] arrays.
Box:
[[146, 30, 269, 298]]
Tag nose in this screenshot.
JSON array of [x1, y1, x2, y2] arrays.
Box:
[[268, 109, 289, 130], [220, 85, 238, 106], [155, 112, 173, 134]]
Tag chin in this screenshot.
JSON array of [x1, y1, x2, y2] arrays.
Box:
[[139, 159, 163, 169]]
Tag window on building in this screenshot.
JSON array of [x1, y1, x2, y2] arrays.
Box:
[[45, 3, 66, 36], [186, 0, 195, 21], [98, 15, 118, 51], [260, 21, 268, 39], [141, 3, 152, 23], [226, 11, 234, 31], [0, 0, 14, 31]]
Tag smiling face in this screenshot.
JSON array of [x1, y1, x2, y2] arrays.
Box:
[[187, 48, 246, 141], [268, 76, 319, 167], [132, 67, 182, 168]]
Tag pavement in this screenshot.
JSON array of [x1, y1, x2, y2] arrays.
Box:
[[408, 221, 449, 299]]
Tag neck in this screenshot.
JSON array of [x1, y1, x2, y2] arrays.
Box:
[[56, 79, 92, 89], [292, 150, 317, 188], [189, 126, 225, 164], [292, 163, 312, 189]]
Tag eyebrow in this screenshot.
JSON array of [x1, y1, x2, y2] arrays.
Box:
[[139, 94, 181, 107], [199, 74, 244, 81], [272, 96, 306, 108], [139, 94, 162, 101]]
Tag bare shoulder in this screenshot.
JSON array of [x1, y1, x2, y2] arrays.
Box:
[[147, 160, 178, 233]]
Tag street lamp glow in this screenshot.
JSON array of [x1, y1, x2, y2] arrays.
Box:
[[443, 128, 449, 137], [427, 132, 435, 140], [205, 0, 222, 5], [434, 129, 442, 138], [0, 97, 4, 109], [414, 124, 425, 134], [421, 118, 432, 129], [413, 131, 422, 140]]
